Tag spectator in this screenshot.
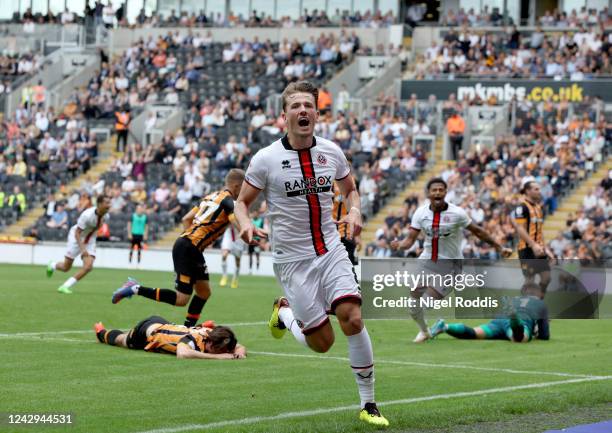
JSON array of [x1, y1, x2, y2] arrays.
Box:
[[446, 110, 465, 160], [46, 203, 69, 229]]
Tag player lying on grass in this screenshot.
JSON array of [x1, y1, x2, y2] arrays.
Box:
[[112, 169, 245, 327], [391, 178, 512, 343], [429, 284, 550, 342], [94, 315, 247, 359]]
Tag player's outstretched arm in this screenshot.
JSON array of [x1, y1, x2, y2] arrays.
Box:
[[466, 223, 512, 258], [235, 182, 266, 245], [390, 227, 420, 251], [336, 174, 362, 240], [176, 343, 239, 360]]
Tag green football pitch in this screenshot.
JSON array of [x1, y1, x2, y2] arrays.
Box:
[[1, 263, 610, 433]]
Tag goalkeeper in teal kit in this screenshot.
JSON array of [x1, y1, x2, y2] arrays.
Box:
[[430, 284, 550, 342]]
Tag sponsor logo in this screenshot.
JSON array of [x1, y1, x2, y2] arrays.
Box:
[[284, 176, 333, 197], [317, 153, 327, 165], [456, 82, 584, 103], [281, 160, 291, 169]]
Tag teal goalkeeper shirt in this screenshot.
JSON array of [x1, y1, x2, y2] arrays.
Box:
[[131, 213, 147, 235]]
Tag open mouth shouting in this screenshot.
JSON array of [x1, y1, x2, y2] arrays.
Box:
[[298, 117, 310, 127]]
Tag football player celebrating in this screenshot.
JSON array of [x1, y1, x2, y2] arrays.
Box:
[[234, 81, 388, 427], [391, 178, 512, 343]]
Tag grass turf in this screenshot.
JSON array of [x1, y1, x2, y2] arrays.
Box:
[[0, 263, 610, 433]]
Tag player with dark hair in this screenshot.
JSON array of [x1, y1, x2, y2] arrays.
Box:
[[112, 169, 245, 327], [235, 81, 388, 427], [391, 177, 512, 343], [94, 316, 246, 359], [511, 179, 554, 298], [430, 283, 550, 342], [47, 194, 111, 294]]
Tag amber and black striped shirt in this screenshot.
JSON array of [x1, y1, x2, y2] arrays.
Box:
[[181, 189, 234, 252], [512, 199, 544, 251]]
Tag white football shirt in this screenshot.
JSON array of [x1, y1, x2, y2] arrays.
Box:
[[245, 135, 351, 263], [410, 201, 471, 260], [68, 207, 109, 244]]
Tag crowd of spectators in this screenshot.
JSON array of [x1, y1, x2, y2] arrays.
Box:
[[552, 172, 612, 262], [0, 99, 99, 230], [441, 6, 611, 28], [8, 4, 396, 29], [367, 97, 610, 261], [67, 29, 367, 123], [414, 24, 612, 79]]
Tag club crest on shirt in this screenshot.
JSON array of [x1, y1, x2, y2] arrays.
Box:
[[443, 216, 451, 223], [317, 153, 327, 165]]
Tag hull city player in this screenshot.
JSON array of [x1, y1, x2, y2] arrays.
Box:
[[391, 178, 512, 343], [511, 179, 554, 298], [112, 170, 245, 327], [47, 195, 111, 294], [234, 81, 389, 427]]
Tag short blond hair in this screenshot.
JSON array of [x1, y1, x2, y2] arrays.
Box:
[[281, 81, 319, 111], [225, 168, 245, 185]]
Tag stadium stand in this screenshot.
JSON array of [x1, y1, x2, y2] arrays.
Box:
[[369, 94, 611, 260]]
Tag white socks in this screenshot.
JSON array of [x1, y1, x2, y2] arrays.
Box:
[[278, 307, 307, 347], [348, 327, 375, 408], [221, 259, 227, 277], [409, 293, 435, 333], [62, 277, 77, 289]]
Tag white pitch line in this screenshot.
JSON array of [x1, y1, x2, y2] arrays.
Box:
[[136, 375, 612, 433], [0, 329, 598, 379], [250, 351, 599, 379]]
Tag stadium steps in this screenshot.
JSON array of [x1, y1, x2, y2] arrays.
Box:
[[154, 225, 183, 248], [360, 139, 449, 245], [0, 137, 118, 239], [541, 158, 612, 242]]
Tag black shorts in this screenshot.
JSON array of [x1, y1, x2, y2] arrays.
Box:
[[126, 315, 170, 350], [172, 237, 209, 295], [518, 248, 551, 277], [131, 234, 143, 248], [341, 238, 357, 265]]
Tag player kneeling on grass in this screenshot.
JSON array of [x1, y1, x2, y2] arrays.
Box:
[[94, 315, 246, 359], [429, 283, 550, 343]]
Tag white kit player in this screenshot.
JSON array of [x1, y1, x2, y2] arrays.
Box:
[[46, 195, 111, 294], [234, 81, 389, 427], [219, 225, 246, 288], [391, 178, 512, 342]]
